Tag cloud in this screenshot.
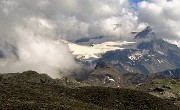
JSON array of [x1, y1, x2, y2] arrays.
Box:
[[0, 0, 145, 41], [138, 0, 180, 44], [2, 0, 180, 77], [0, 0, 146, 78], [28, 0, 144, 40], [0, 0, 80, 78]]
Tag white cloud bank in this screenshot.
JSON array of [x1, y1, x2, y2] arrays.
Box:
[[0, 0, 180, 77], [0, 0, 145, 78], [138, 0, 180, 44]]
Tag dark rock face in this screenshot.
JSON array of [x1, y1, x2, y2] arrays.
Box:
[[135, 26, 155, 39], [75, 36, 106, 45], [0, 50, 4, 58], [95, 27, 180, 74], [95, 62, 111, 69], [123, 72, 150, 85], [154, 68, 180, 79], [75, 36, 105, 43]]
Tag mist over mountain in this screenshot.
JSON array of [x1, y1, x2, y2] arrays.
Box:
[[0, 0, 141, 78], [0, 0, 180, 78]]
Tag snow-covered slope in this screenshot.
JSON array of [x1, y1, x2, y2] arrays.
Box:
[[60, 40, 135, 61]]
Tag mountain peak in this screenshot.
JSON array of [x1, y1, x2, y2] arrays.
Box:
[[134, 26, 155, 39], [146, 26, 153, 32]]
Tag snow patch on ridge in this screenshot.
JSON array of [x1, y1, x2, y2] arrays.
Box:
[[128, 49, 149, 61], [60, 40, 135, 61]]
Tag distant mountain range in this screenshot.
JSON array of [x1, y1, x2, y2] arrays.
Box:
[[94, 26, 180, 74], [65, 26, 180, 74]]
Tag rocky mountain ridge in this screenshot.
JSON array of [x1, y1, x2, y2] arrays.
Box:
[[95, 26, 180, 74]]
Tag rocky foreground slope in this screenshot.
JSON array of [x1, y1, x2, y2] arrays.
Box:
[[0, 71, 179, 110]]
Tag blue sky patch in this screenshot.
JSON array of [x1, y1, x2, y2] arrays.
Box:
[[129, 0, 144, 3]]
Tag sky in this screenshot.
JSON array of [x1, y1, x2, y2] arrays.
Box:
[[0, 0, 180, 77], [130, 0, 144, 3]]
